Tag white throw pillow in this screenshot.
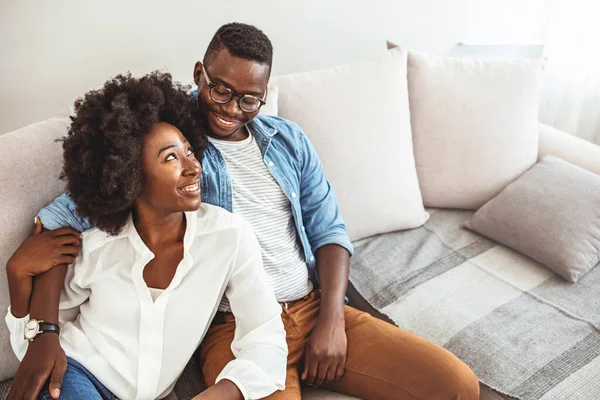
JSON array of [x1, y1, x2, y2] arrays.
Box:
[[259, 85, 278, 117], [270, 48, 429, 241], [408, 50, 543, 209]]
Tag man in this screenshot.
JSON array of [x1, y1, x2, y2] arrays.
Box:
[[7, 23, 479, 399]]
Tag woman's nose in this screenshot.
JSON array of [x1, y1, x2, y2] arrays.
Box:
[[183, 156, 201, 176]]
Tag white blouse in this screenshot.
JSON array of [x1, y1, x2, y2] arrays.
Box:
[[6, 204, 287, 400]]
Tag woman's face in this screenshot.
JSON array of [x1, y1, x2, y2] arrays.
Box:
[[138, 122, 201, 213]]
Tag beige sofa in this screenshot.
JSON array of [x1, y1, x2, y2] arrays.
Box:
[[2, 47, 600, 399]]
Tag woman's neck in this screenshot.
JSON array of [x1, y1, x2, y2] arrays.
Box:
[[132, 202, 186, 250]]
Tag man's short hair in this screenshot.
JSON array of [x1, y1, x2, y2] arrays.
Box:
[[204, 23, 273, 69]]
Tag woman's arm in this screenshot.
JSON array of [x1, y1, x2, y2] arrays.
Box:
[[215, 220, 288, 400], [192, 380, 243, 400], [6, 219, 90, 400]]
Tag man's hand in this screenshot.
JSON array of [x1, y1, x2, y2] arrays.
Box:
[[7, 218, 81, 279], [8, 333, 66, 400], [302, 316, 348, 387]]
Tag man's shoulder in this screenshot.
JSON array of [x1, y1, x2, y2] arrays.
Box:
[[253, 114, 305, 139]]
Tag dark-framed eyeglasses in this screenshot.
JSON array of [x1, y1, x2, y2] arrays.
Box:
[[202, 64, 267, 113]]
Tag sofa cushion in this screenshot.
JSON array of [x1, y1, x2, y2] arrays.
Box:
[[465, 155, 600, 282], [270, 47, 429, 241], [0, 110, 71, 381], [407, 50, 543, 209]]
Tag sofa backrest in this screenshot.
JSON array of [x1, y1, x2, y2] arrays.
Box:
[[538, 122, 600, 175], [0, 109, 71, 381]]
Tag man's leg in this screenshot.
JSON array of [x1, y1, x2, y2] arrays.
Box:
[[199, 310, 304, 399], [198, 320, 236, 389], [324, 306, 480, 400], [38, 358, 110, 400]]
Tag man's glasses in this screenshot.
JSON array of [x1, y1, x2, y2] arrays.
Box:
[[202, 65, 267, 113]]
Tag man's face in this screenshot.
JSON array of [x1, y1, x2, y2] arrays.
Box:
[[194, 48, 270, 141]]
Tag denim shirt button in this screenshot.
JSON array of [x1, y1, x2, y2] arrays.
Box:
[[310, 256, 315, 261], [268, 161, 274, 167], [291, 192, 297, 198], [302, 226, 305, 231]]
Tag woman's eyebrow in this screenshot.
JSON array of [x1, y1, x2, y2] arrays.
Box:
[[157, 140, 189, 157]]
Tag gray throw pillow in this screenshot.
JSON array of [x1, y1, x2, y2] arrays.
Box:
[[465, 156, 600, 282]]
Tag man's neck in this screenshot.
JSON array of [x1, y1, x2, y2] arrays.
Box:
[[208, 124, 251, 142]]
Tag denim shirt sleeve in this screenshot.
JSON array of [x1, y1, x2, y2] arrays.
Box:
[[297, 127, 354, 256], [37, 193, 92, 233]]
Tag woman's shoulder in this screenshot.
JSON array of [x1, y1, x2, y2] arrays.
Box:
[[192, 204, 251, 234], [80, 224, 131, 254]]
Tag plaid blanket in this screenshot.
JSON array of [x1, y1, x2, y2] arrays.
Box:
[[350, 208, 600, 400]]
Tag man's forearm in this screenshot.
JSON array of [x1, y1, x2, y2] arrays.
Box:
[[7, 264, 33, 318], [315, 244, 350, 321], [29, 265, 67, 322]]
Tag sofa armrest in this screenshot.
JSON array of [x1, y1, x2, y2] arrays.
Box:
[[538, 122, 600, 175]]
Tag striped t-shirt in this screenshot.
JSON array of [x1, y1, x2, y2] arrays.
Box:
[[209, 130, 313, 311]]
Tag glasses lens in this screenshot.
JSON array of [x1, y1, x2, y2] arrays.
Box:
[[239, 97, 261, 112], [210, 86, 232, 103]]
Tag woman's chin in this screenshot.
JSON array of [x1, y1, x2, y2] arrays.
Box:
[[172, 197, 201, 213], [183, 199, 202, 212]]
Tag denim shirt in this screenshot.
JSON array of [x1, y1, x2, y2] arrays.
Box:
[[38, 114, 353, 282]]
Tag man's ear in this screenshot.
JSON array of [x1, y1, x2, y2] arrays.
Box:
[[193, 61, 203, 87]]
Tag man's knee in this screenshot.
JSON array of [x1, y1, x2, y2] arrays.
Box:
[[440, 358, 480, 400]]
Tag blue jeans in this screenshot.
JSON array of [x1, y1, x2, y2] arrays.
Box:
[[38, 358, 118, 400]]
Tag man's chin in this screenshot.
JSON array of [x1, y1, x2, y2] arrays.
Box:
[[207, 120, 236, 139]]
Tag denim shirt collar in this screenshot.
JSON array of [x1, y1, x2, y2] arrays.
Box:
[[249, 115, 278, 156]]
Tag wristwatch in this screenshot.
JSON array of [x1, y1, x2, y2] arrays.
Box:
[[23, 319, 60, 341]]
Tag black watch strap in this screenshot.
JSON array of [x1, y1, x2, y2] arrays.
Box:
[[38, 322, 60, 335]]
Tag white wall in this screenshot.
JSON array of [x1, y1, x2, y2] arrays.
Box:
[[0, 0, 551, 133]]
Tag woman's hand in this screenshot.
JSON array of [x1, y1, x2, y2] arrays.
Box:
[[7, 333, 67, 400], [7, 217, 81, 280]]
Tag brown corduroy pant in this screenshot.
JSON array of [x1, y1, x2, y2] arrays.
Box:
[[199, 291, 480, 400]]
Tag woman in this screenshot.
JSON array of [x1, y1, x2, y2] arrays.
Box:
[[5, 71, 287, 400]]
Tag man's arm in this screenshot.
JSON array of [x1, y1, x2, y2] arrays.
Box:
[[293, 125, 353, 387], [28, 192, 90, 322], [302, 244, 350, 387], [315, 244, 349, 323]]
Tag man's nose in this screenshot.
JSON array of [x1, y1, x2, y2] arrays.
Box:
[[222, 97, 242, 118]]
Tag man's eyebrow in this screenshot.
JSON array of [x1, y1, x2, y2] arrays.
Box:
[[212, 77, 264, 97], [157, 140, 189, 157]]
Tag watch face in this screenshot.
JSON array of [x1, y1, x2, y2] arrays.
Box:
[[24, 320, 39, 340]]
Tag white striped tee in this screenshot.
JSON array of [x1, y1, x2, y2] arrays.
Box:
[[209, 131, 312, 311]]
